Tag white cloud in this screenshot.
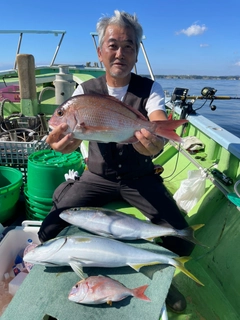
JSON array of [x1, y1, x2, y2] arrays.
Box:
[[176, 24, 207, 36], [200, 44, 209, 47], [235, 61, 240, 66]]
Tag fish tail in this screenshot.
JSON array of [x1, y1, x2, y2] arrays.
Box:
[[132, 284, 151, 301], [173, 256, 204, 286], [178, 224, 208, 247], [154, 119, 188, 142]]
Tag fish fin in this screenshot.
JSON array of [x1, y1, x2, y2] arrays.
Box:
[[129, 261, 160, 272], [173, 256, 204, 286], [153, 119, 188, 143], [107, 300, 113, 306], [144, 237, 155, 242], [179, 224, 208, 247], [69, 261, 85, 279], [158, 221, 207, 247], [132, 285, 151, 302], [75, 122, 87, 133]]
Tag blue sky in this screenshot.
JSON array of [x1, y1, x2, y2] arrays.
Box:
[[1, 0, 240, 76]]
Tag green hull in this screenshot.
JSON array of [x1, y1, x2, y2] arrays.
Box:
[[156, 145, 240, 319]]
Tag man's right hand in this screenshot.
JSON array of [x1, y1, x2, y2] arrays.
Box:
[[46, 124, 82, 154]]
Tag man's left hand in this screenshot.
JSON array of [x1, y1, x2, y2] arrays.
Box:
[[133, 128, 165, 157]]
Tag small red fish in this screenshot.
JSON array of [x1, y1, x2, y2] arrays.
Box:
[[68, 275, 150, 305], [49, 94, 187, 143]]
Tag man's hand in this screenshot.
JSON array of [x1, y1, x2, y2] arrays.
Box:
[[133, 128, 165, 156], [46, 124, 82, 154]]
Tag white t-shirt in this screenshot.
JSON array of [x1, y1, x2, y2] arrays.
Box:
[[72, 79, 165, 117]]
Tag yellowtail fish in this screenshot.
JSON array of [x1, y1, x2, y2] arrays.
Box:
[[48, 94, 188, 143], [60, 207, 204, 245], [23, 234, 203, 286], [68, 275, 150, 305]]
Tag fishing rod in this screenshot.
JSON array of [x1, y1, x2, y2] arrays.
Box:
[[172, 95, 240, 101], [171, 86, 240, 102], [170, 86, 240, 119]]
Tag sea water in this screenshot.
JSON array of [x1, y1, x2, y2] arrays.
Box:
[[156, 78, 240, 138]]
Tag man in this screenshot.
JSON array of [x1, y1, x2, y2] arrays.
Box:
[[38, 10, 193, 312]]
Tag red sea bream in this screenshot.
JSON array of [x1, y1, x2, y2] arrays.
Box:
[[68, 275, 150, 305], [48, 94, 188, 143]]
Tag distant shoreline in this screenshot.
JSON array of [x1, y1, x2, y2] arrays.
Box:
[[142, 75, 240, 80]]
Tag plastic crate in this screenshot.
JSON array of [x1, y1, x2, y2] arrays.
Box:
[[0, 139, 50, 182], [0, 86, 20, 102], [0, 139, 50, 166]]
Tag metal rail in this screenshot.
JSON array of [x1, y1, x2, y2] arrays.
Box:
[[0, 30, 66, 69]]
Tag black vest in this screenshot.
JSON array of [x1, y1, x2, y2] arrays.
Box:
[[81, 73, 155, 180]]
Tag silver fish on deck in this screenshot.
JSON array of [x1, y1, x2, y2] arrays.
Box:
[[60, 207, 204, 245], [23, 234, 203, 286], [68, 275, 150, 305], [48, 94, 188, 143]]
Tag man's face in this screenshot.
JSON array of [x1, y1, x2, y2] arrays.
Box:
[[98, 25, 137, 80]]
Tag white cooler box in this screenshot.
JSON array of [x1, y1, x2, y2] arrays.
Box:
[[0, 221, 41, 280]]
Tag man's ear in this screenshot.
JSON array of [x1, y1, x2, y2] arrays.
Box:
[[97, 47, 102, 62]]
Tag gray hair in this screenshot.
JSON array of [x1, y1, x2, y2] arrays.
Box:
[[96, 10, 143, 53]]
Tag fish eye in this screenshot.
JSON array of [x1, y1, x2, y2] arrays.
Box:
[[57, 108, 64, 117], [75, 284, 79, 288]]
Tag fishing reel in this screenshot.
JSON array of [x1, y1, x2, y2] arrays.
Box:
[[201, 87, 217, 111], [201, 87, 217, 97]]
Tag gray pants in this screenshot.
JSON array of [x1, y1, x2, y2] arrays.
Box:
[[38, 170, 194, 256]]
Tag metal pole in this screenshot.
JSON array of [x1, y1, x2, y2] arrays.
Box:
[[50, 32, 66, 66], [14, 32, 23, 69], [140, 41, 155, 80], [91, 33, 103, 68]]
